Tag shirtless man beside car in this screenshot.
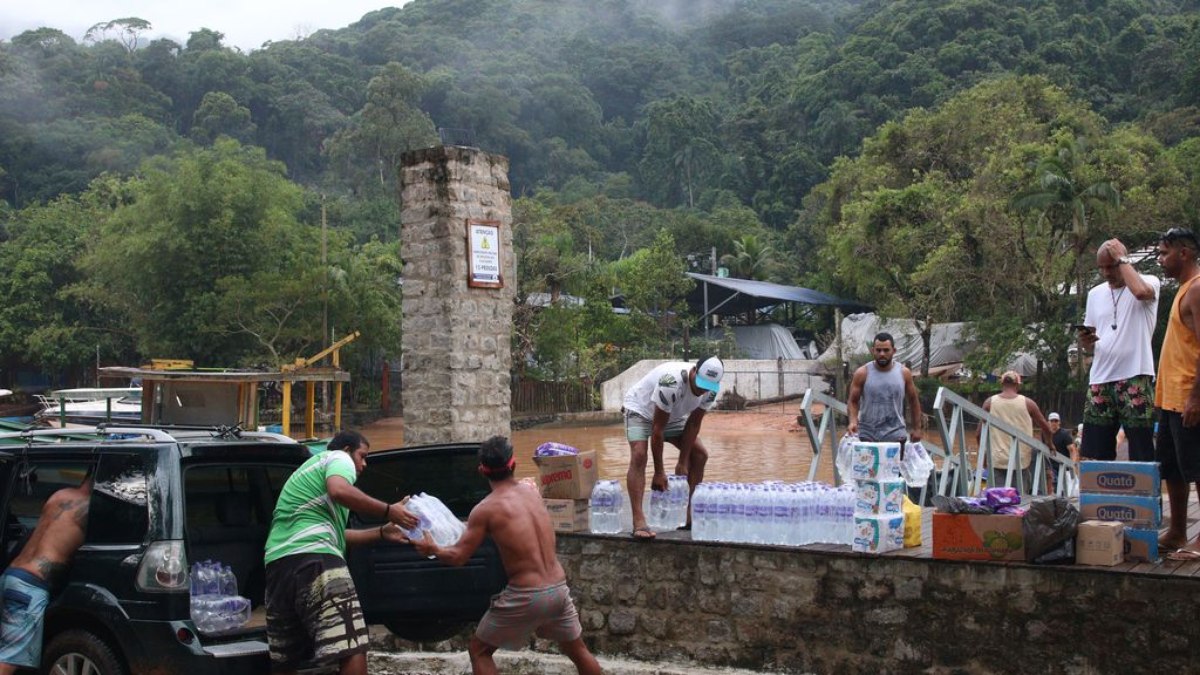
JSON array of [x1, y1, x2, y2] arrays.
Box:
[[413, 436, 601, 675]]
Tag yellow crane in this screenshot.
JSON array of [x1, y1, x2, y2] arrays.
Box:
[[279, 331, 360, 437]]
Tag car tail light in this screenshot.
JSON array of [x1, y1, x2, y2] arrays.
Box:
[[176, 627, 195, 644], [137, 540, 189, 592]]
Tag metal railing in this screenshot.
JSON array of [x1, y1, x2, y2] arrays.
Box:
[[931, 387, 1078, 497], [799, 386, 1077, 500]]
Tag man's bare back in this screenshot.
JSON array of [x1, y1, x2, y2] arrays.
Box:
[[472, 481, 565, 588], [11, 483, 90, 588]]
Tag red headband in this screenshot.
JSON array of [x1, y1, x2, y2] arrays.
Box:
[[479, 457, 516, 475]]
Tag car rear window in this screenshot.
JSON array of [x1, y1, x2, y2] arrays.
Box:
[[88, 453, 150, 545]]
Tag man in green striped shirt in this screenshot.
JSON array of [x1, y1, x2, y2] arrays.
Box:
[[263, 430, 418, 675]]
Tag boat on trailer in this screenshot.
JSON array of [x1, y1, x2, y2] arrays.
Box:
[[35, 387, 143, 426]]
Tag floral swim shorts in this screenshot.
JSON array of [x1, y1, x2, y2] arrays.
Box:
[[1082, 374, 1154, 428]]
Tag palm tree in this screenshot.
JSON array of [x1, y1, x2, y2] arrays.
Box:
[[1012, 136, 1121, 253], [720, 234, 778, 281], [1011, 136, 1121, 312]]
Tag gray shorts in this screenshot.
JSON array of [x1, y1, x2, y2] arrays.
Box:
[[475, 581, 581, 650], [624, 411, 685, 442]]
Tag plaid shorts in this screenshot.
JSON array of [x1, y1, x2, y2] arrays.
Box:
[[265, 553, 368, 671]]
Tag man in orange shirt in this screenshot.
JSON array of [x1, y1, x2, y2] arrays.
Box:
[[1154, 228, 1200, 558]]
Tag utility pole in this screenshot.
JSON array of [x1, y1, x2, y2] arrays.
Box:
[[321, 196, 329, 420]]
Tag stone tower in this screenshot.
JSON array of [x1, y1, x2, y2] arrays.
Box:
[[398, 146, 515, 444]]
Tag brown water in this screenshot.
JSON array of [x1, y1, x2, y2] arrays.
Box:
[[360, 412, 836, 485]]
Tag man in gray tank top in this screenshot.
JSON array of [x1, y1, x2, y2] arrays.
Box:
[[847, 332, 924, 443]]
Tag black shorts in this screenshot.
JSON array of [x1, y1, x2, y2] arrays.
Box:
[[1156, 410, 1200, 482], [264, 553, 368, 671]]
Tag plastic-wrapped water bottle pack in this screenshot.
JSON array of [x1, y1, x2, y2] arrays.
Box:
[[189, 560, 250, 634], [402, 493, 466, 547]]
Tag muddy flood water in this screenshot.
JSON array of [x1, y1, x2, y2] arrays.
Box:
[[361, 411, 837, 486]]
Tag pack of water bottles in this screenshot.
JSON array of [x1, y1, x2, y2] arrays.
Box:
[[401, 493, 465, 546], [189, 560, 250, 634], [646, 475, 690, 531], [588, 479, 626, 534], [691, 481, 855, 546]]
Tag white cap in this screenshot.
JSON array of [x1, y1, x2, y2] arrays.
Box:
[[694, 357, 724, 393], [1048, 412, 1060, 421]]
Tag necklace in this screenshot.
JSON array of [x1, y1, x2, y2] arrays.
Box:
[[1110, 286, 1126, 330]]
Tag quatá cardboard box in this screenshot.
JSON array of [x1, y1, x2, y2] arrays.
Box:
[[1076, 520, 1124, 566], [1079, 461, 1161, 496], [543, 498, 590, 533], [1079, 493, 1161, 529], [1123, 526, 1161, 563], [932, 513, 1025, 561], [534, 451, 598, 499]]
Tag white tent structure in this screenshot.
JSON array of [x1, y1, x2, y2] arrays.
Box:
[[819, 313, 1039, 377]]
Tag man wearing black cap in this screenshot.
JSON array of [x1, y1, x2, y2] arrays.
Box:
[[413, 437, 601, 675], [621, 356, 723, 539]]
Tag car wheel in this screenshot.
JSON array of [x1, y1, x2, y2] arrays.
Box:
[[43, 629, 127, 675], [384, 619, 467, 643]]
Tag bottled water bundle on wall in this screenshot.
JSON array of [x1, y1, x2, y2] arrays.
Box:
[[647, 474, 690, 530], [690, 481, 855, 546]]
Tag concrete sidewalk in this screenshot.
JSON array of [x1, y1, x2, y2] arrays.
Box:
[[369, 650, 800, 674]]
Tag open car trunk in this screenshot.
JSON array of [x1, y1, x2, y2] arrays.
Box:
[[346, 443, 508, 641], [182, 443, 507, 643]]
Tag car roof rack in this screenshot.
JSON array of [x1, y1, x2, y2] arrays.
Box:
[[0, 426, 177, 443], [93, 423, 300, 445]]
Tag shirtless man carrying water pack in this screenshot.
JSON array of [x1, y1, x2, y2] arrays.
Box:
[[414, 437, 601, 675]]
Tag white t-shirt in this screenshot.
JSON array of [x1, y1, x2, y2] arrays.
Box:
[[623, 361, 717, 424], [1083, 274, 1160, 384]]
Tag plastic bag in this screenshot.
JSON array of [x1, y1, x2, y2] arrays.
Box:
[[900, 441, 935, 486], [835, 433, 857, 485], [535, 442, 579, 457], [902, 495, 922, 548], [1022, 497, 1079, 563], [931, 494, 993, 515]]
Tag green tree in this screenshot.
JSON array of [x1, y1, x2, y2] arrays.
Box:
[[78, 139, 320, 365], [190, 91, 257, 145]]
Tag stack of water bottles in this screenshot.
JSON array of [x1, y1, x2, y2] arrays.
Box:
[[401, 493, 466, 547], [190, 560, 250, 634], [646, 474, 690, 531], [850, 439, 906, 553], [691, 481, 855, 545], [588, 479, 625, 534]]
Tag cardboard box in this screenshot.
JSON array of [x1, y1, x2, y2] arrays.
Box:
[[854, 478, 906, 515], [852, 514, 904, 553], [1079, 461, 1161, 496], [543, 498, 590, 532], [1079, 493, 1161, 529], [1124, 527, 1161, 563], [534, 451, 598, 499], [932, 512, 1025, 561], [1076, 520, 1124, 566], [850, 442, 903, 481]]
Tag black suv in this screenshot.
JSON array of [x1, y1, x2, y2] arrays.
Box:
[[0, 426, 506, 674]]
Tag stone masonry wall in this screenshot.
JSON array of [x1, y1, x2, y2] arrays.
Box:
[[399, 146, 515, 444], [552, 534, 1200, 674]]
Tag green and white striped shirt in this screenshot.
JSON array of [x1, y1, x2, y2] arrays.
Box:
[[264, 450, 357, 564]]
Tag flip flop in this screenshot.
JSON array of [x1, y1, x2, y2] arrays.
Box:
[[632, 526, 656, 541], [1166, 548, 1200, 562], [676, 523, 692, 531]]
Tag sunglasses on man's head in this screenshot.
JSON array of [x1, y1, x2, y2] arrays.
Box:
[[1161, 227, 1199, 246]]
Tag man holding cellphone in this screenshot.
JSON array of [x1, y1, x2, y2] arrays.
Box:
[[1078, 238, 1160, 461]]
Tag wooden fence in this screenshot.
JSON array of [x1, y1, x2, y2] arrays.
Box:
[[512, 377, 598, 414]]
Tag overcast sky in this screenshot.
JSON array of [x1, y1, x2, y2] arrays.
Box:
[[0, 1, 412, 52]]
